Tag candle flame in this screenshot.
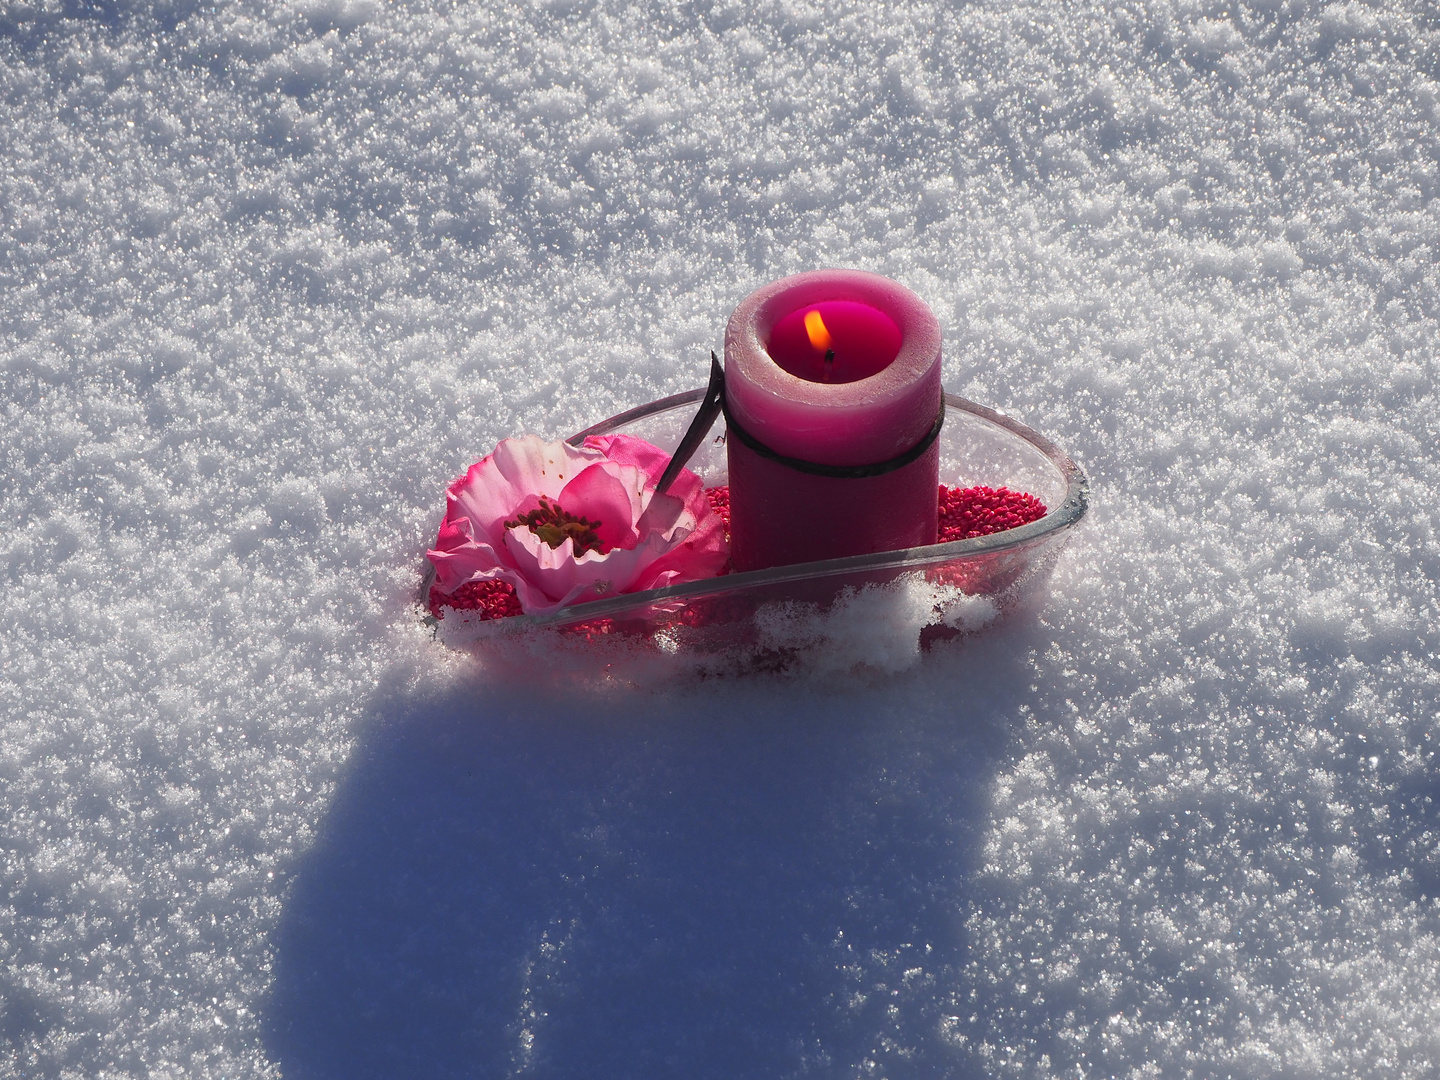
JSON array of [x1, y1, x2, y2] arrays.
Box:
[[804, 309, 833, 352]]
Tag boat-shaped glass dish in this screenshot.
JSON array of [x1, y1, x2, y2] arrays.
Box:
[[427, 391, 1087, 653]]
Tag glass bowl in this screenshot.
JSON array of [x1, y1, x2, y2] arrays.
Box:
[[424, 390, 1088, 654]]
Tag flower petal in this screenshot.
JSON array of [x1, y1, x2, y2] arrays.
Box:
[[558, 461, 645, 551], [434, 513, 475, 553], [585, 432, 708, 509], [445, 457, 522, 540], [428, 533, 512, 594], [583, 433, 671, 484], [503, 526, 651, 610], [493, 435, 601, 502], [634, 489, 687, 539], [629, 511, 729, 592]]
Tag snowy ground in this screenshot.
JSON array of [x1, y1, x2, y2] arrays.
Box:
[[3, 0, 1440, 1076]]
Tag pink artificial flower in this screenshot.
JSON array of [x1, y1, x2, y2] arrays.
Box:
[[426, 433, 729, 616]]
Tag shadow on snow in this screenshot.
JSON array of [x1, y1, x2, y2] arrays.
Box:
[[264, 642, 1031, 1079]]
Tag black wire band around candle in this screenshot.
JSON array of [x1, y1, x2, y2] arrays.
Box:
[[655, 353, 729, 493], [657, 353, 946, 492]]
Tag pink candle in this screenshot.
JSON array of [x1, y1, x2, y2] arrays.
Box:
[[723, 269, 943, 571]]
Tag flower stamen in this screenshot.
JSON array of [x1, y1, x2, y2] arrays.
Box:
[[505, 496, 607, 555]]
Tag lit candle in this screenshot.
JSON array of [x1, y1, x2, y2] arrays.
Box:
[[723, 269, 943, 571]]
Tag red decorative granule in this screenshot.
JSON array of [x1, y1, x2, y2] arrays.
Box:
[[428, 577, 523, 621], [704, 485, 731, 536], [429, 483, 1045, 621], [704, 486, 733, 576], [937, 484, 1047, 542]]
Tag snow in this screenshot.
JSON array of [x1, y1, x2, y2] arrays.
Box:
[[2, 0, 1438, 1076]]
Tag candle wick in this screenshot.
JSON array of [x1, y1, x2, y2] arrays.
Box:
[[822, 349, 835, 383]]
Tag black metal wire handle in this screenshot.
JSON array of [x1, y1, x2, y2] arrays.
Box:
[[655, 352, 727, 494]]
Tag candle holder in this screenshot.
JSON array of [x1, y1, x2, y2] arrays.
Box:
[[422, 388, 1088, 655]]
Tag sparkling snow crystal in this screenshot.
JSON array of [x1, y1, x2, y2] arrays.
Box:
[[2, 0, 1439, 1077]]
